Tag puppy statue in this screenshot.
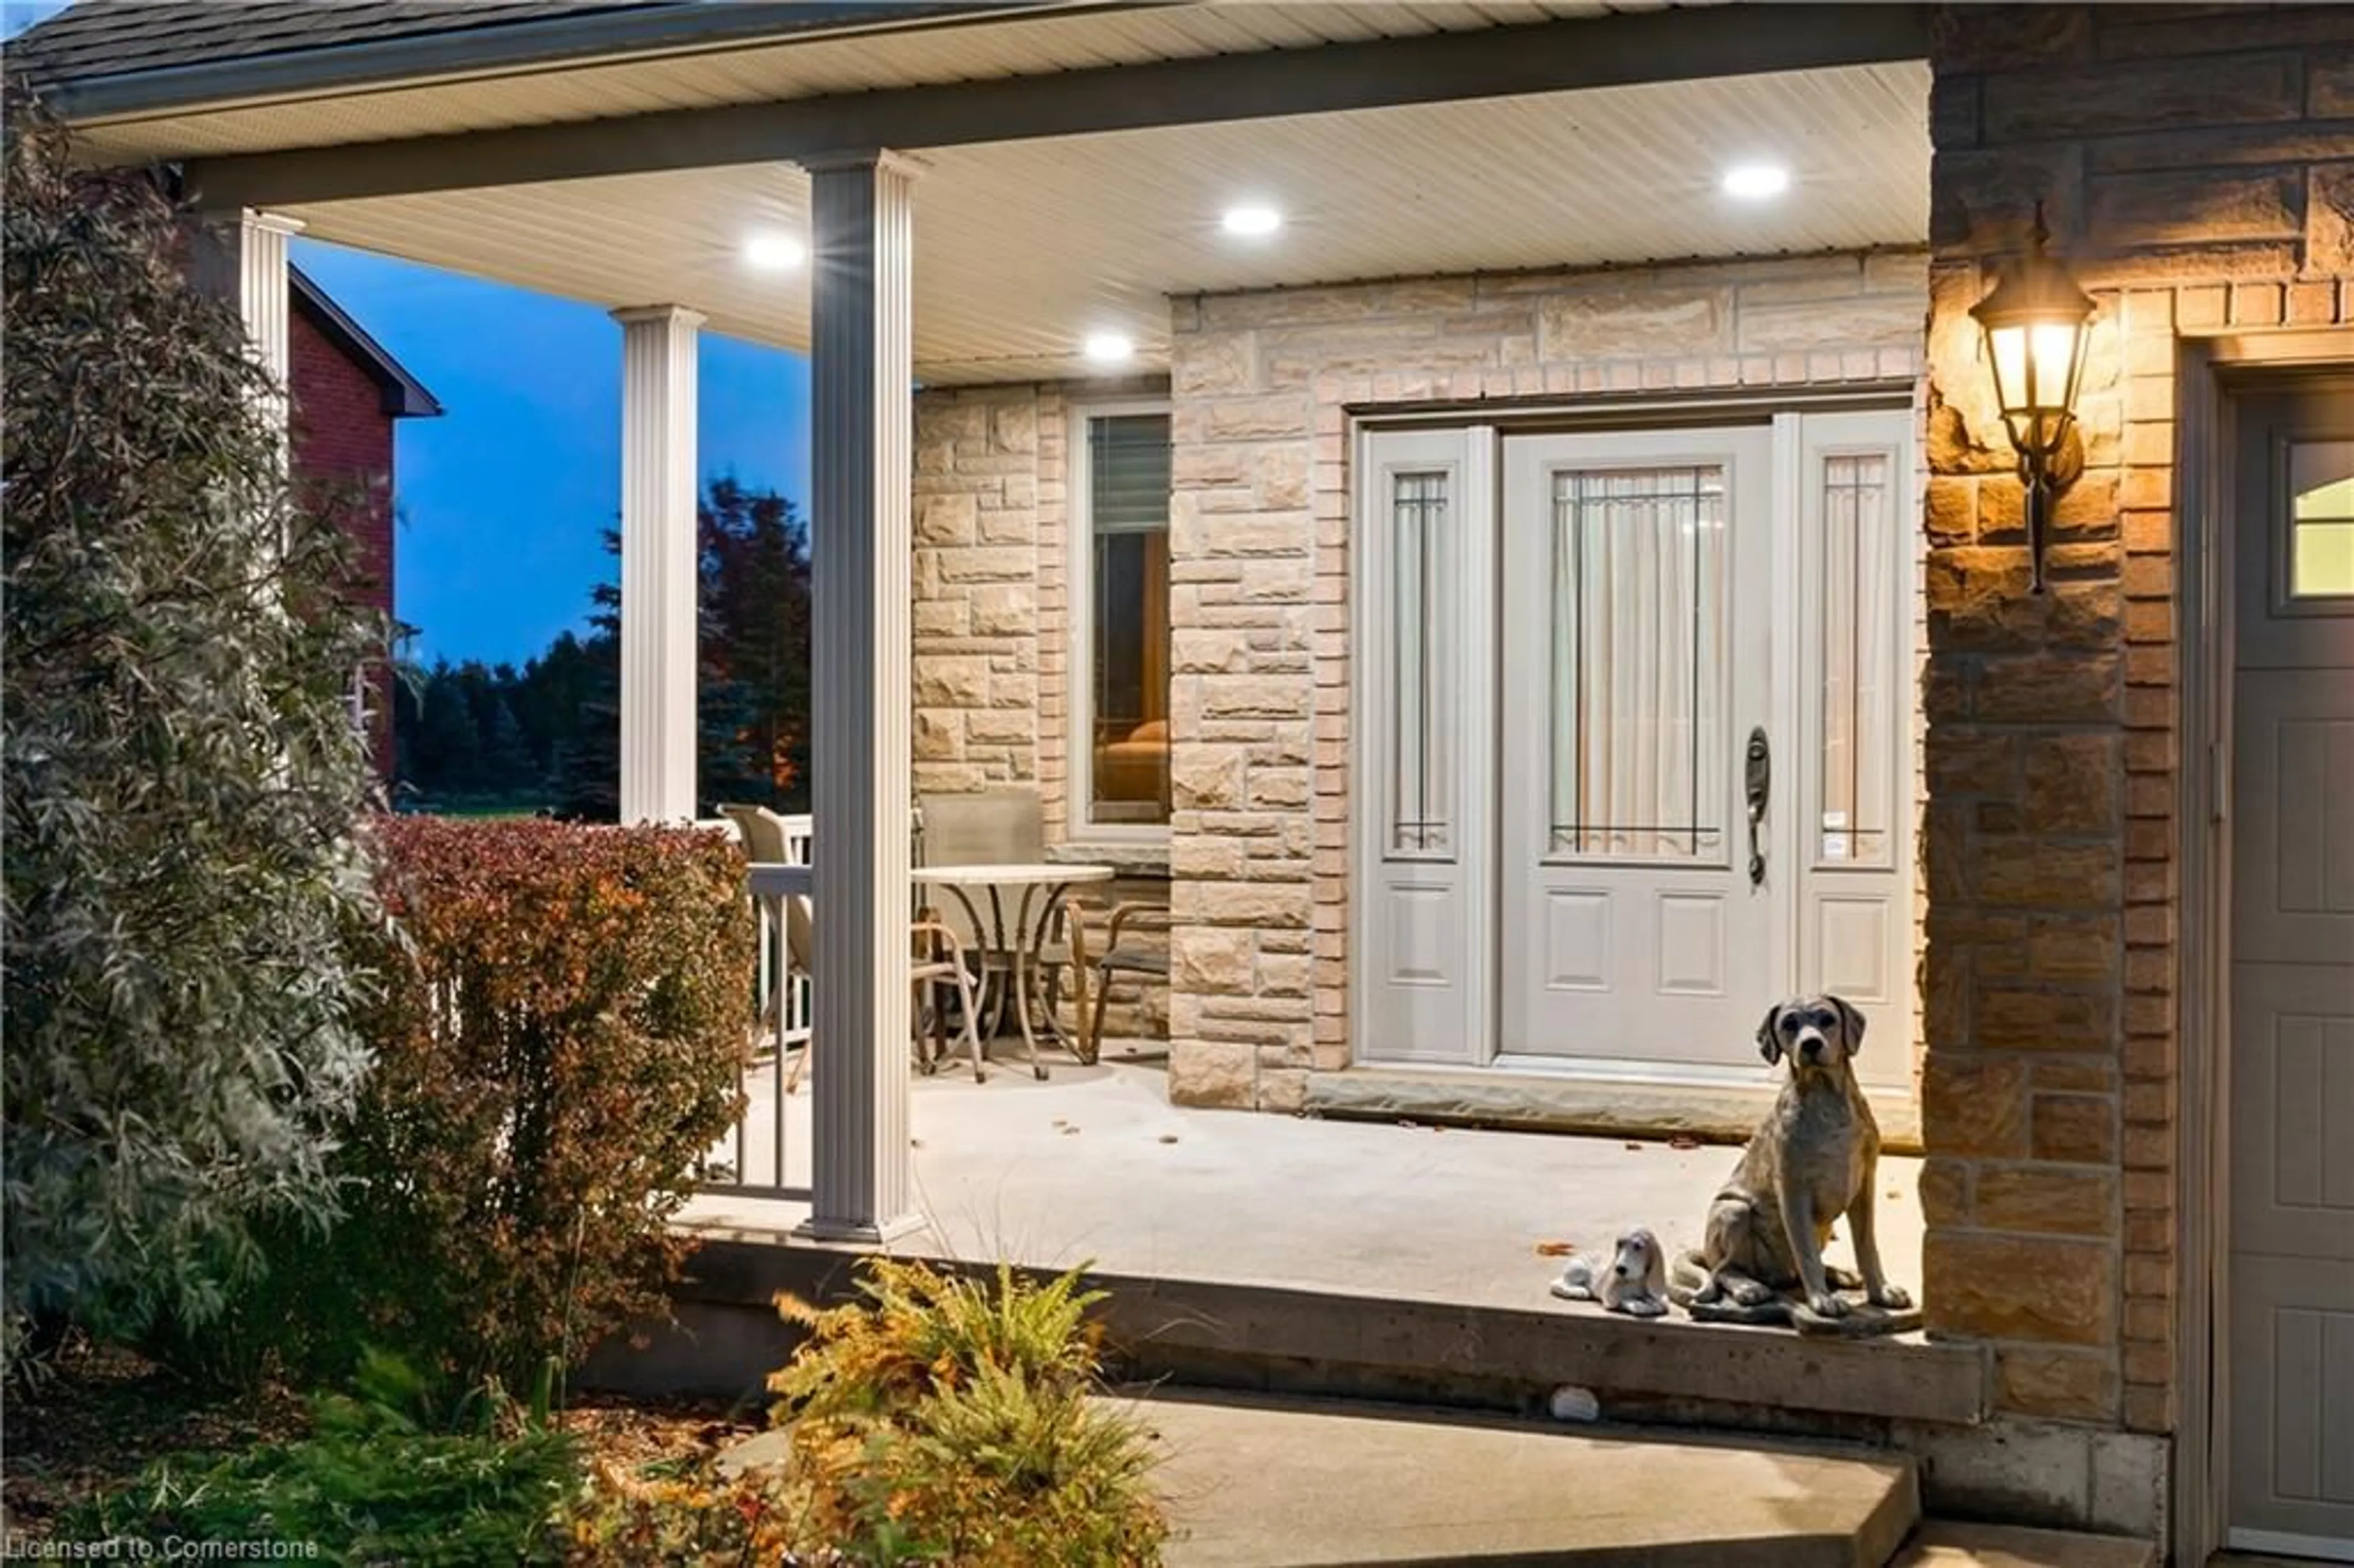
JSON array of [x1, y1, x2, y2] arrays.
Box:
[[1550, 1227, 1670, 1317], [1667, 994, 1921, 1336]]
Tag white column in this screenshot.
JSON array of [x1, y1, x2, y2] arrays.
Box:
[[612, 305, 704, 826], [801, 150, 920, 1243], [193, 209, 302, 444]]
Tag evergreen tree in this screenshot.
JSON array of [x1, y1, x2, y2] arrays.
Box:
[[480, 694, 533, 790], [413, 662, 483, 793], [394, 479, 817, 819]]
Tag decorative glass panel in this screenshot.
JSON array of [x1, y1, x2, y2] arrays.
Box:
[[2290, 440, 2354, 599], [1819, 452, 1892, 865], [1548, 466, 1726, 859], [1389, 470, 1450, 854], [1087, 414, 1171, 825]]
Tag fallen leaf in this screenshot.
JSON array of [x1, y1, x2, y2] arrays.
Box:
[[1623, 1142, 1644, 1152], [1157, 1133, 1179, 1145], [1668, 1135, 1701, 1151], [1534, 1241, 1577, 1257], [1061, 1125, 1081, 1136]]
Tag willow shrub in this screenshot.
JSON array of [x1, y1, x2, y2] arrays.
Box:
[[203, 818, 755, 1398], [2, 100, 386, 1369]]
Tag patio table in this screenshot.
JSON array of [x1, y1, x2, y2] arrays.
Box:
[[913, 861, 1113, 1069]]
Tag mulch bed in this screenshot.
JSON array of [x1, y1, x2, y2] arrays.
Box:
[[557, 1388, 766, 1477], [2, 1336, 312, 1539], [2, 1335, 766, 1542]]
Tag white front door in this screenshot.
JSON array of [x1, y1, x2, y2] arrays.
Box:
[[1497, 427, 1783, 1070], [1357, 411, 1915, 1087], [2225, 381, 2354, 1562]]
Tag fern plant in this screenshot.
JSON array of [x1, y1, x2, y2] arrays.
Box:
[[763, 1260, 1167, 1567]]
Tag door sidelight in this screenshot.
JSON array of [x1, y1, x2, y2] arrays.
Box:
[[1744, 725, 1771, 888]]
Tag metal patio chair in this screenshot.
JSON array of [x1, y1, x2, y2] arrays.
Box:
[[722, 802, 987, 1085]]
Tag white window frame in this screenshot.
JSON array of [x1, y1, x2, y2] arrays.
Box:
[[1067, 397, 1174, 842]]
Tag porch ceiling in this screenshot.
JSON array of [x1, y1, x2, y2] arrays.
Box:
[[61, 2, 1644, 158], [281, 61, 1929, 385]]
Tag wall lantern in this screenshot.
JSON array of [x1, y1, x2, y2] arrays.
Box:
[[1970, 205, 2097, 594]]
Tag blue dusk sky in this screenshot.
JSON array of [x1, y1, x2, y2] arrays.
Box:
[[4, 0, 811, 668]]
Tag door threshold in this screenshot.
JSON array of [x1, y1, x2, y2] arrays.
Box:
[[1305, 1064, 1922, 1154]]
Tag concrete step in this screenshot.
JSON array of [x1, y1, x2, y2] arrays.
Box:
[[1890, 1521, 2158, 1567], [644, 1238, 1992, 1434], [1136, 1390, 1920, 1567]]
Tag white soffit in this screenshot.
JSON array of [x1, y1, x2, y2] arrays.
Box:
[[283, 60, 1930, 386], [71, 1, 1653, 160]]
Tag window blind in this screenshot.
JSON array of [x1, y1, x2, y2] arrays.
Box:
[[1090, 414, 1171, 536]]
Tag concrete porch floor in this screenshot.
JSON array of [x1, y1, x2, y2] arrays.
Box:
[[684, 1053, 1927, 1322]]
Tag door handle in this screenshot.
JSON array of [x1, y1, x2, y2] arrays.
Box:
[[1744, 726, 1771, 889]]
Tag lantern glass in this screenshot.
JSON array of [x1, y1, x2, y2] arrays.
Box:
[[1983, 316, 2088, 461]]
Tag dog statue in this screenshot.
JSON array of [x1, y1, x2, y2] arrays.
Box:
[[1668, 995, 1921, 1337], [1551, 1227, 1670, 1317]]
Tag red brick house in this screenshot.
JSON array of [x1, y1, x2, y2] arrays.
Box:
[[286, 264, 440, 774]]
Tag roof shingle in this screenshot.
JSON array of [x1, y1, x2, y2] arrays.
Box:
[[9, 1, 679, 87]]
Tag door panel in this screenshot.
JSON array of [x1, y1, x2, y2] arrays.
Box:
[[2228, 380, 2354, 1558], [1499, 427, 1783, 1069], [1793, 413, 1917, 1089], [1355, 427, 1495, 1063]]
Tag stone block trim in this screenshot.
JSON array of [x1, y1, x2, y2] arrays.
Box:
[[912, 384, 1067, 826], [1164, 249, 1932, 1114], [1923, 0, 2354, 1442]]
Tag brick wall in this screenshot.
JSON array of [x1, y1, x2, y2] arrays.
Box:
[[1162, 251, 1931, 1111], [1921, 0, 2354, 1464], [289, 303, 397, 775]]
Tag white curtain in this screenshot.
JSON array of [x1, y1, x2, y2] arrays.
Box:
[[1821, 454, 1891, 863], [1550, 468, 1725, 859]]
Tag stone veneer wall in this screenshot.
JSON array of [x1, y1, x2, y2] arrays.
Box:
[[1917, 0, 2354, 1527], [912, 384, 1070, 828], [1160, 249, 1932, 1113], [912, 378, 1173, 1045]]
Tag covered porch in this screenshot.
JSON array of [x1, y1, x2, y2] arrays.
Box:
[[107, 0, 1939, 1243], [682, 1054, 1929, 1323]]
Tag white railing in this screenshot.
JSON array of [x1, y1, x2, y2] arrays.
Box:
[[699, 813, 812, 1199]]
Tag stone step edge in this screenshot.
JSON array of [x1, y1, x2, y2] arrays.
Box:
[[669, 1235, 1992, 1427], [1304, 1065, 1925, 1154], [1891, 1520, 2159, 1568]]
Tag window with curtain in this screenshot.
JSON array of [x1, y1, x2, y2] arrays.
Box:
[[1086, 411, 1172, 826], [1548, 465, 1727, 859]]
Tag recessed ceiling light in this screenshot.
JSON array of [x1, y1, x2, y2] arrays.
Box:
[[1222, 204, 1284, 238], [1083, 332, 1135, 365], [1721, 164, 1791, 200], [744, 233, 806, 270]]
